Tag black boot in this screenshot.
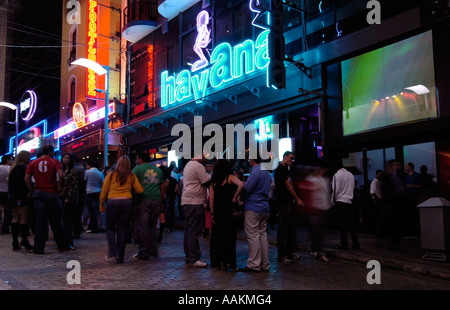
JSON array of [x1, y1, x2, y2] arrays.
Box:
[[11, 223, 21, 250], [19, 223, 33, 250]]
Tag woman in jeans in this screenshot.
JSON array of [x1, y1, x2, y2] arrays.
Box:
[[100, 156, 144, 263]]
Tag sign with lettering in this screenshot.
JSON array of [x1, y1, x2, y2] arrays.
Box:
[[73, 102, 87, 128], [161, 30, 270, 107], [20, 90, 37, 121]]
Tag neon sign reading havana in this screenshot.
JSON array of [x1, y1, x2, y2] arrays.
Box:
[[161, 29, 270, 107]]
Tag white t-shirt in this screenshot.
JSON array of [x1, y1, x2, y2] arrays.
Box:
[[0, 165, 10, 192], [331, 168, 355, 204], [370, 178, 383, 200], [181, 160, 210, 206]]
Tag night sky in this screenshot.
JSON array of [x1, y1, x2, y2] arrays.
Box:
[[3, 0, 62, 153]]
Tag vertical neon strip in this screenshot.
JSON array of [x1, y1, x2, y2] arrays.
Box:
[[147, 45, 154, 108], [87, 0, 98, 97]]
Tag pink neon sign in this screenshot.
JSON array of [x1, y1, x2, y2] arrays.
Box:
[[191, 10, 211, 72]]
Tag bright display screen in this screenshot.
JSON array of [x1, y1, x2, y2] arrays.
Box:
[[341, 30, 437, 136]]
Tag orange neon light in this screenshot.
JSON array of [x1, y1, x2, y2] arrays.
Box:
[[147, 45, 154, 108], [73, 102, 86, 128], [87, 0, 98, 97]]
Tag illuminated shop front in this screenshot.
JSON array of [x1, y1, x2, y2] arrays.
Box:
[[57, 101, 124, 167], [324, 24, 450, 232], [1, 119, 60, 160], [116, 0, 323, 169]]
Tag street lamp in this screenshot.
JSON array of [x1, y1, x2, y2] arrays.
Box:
[[0, 102, 19, 156], [71, 58, 110, 168]]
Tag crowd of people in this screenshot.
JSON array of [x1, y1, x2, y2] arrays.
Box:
[[0, 145, 438, 271]]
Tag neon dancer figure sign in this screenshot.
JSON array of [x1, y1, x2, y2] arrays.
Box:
[[191, 11, 211, 72]]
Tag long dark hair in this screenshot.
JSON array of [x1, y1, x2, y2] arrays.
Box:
[[112, 156, 132, 186], [211, 159, 232, 187], [62, 152, 74, 171]]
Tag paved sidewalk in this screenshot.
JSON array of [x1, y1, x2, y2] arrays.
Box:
[[174, 219, 450, 281]]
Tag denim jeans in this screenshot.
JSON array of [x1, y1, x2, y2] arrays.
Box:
[[105, 199, 132, 262], [32, 190, 67, 252], [136, 198, 161, 258], [86, 193, 100, 232], [183, 204, 205, 264]]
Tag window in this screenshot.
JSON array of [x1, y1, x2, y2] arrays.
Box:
[[341, 31, 437, 136], [234, 2, 252, 44], [181, 30, 198, 71], [70, 78, 76, 103], [69, 25, 77, 66], [167, 41, 180, 74], [215, 11, 233, 45]]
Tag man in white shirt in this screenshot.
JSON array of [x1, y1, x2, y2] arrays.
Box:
[[181, 153, 211, 268], [370, 170, 385, 237], [331, 162, 359, 250]]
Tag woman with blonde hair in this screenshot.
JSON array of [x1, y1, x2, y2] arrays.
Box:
[[100, 156, 144, 263], [8, 150, 32, 250]]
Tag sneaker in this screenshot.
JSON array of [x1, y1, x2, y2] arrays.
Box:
[[290, 253, 300, 261], [189, 260, 208, 268], [318, 255, 330, 262], [309, 251, 318, 258], [132, 254, 149, 261], [278, 256, 293, 263]]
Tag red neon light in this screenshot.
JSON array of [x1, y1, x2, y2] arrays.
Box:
[[72, 142, 85, 149], [87, 0, 98, 97], [147, 45, 154, 108], [148, 149, 157, 154]]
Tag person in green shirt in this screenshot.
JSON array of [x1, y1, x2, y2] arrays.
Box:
[[132, 152, 165, 260]]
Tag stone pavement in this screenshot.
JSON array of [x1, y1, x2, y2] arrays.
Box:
[[171, 218, 450, 281], [0, 224, 449, 292], [0, 214, 448, 298]]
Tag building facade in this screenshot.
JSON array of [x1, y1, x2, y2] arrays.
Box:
[[58, 0, 125, 167], [113, 0, 450, 234]]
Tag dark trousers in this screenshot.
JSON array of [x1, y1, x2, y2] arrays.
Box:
[[309, 212, 327, 253], [86, 193, 100, 233], [136, 198, 160, 258], [210, 212, 237, 268], [183, 204, 205, 264], [73, 197, 84, 238], [62, 201, 77, 246], [277, 203, 296, 259], [165, 198, 176, 229], [336, 201, 359, 249], [32, 190, 67, 252], [105, 199, 132, 262]]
